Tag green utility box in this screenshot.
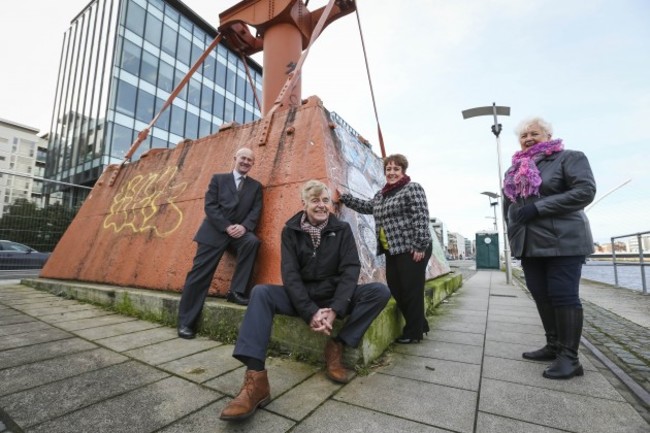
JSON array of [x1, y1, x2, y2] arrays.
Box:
[[476, 232, 499, 269]]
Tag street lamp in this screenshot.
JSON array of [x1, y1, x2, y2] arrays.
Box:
[[462, 103, 512, 284], [481, 191, 499, 231]]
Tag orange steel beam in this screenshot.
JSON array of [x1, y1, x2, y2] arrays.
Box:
[[219, 0, 356, 114]]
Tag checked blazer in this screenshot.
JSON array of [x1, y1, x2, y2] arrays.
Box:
[[341, 182, 432, 256]]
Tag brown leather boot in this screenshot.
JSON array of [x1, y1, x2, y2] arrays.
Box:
[[219, 369, 271, 421], [324, 339, 355, 384]]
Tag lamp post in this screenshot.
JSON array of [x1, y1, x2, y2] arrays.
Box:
[[481, 191, 499, 231], [462, 103, 512, 284]]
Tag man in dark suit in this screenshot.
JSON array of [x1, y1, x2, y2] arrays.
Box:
[[177, 147, 263, 339]]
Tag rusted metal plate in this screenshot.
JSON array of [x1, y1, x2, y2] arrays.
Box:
[[40, 96, 449, 296]]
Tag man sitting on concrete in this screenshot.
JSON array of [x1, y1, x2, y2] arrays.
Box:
[[220, 179, 390, 421]]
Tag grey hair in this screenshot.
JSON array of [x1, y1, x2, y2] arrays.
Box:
[[514, 117, 553, 138], [301, 180, 330, 202]]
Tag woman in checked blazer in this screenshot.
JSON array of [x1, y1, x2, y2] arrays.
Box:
[[339, 154, 432, 343]]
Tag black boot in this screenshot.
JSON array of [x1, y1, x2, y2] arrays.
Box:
[[523, 302, 558, 361], [543, 307, 584, 380]]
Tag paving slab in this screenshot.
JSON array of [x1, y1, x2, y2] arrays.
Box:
[[378, 352, 481, 391], [0, 313, 36, 326], [293, 400, 451, 433], [32, 307, 113, 324], [334, 372, 477, 433], [0, 294, 57, 304], [13, 299, 90, 312], [0, 361, 169, 427], [486, 328, 550, 346], [476, 412, 566, 433], [124, 336, 221, 365], [435, 309, 488, 323], [482, 355, 625, 401], [265, 372, 341, 421], [94, 326, 178, 351], [204, 357, 320, 399], [0, 337, 97, 370], [479, 377, 649, 433], [487, 313, 543, 326], [438, 308, 487, 321], [26, 377, 222, 433], [54, 314, 137, 331], [0, 348, 127, 397], [74, 319, 162, 340], [581, 281, 650, 328], [158, 344, 242, 383], [392, 338, 483, 364], [487, 307, 535, 317], [428, 316, 487, 334], [486, 320, 543, 335], [0, 327, 72, 351], [0, 321, 52, 337], [425, 328, 485, 346], [157, 400, 296, 433], [16, 304, 96, 318]]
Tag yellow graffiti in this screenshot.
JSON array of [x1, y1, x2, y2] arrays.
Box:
[[103, 166, 188, 237]]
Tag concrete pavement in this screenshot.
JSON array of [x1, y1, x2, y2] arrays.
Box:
[[1, 271, 649, 432]]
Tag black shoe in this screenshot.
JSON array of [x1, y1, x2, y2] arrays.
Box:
[[395, 336, 421, 344], [227, 291, 249, 306], [178, 326, 195, 339]]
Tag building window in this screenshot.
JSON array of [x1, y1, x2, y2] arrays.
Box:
[[125, 0, 146, 38], [185, 112, 198, 139], [154, 97, 170, 130], [136, 89, 155, 123], [141, 51, 159, 85], [144, 14, 163, 47], [121, 40, 141, 76], [161, 24, 178, 56], [177, 35, 192, 66], [109, 123, 134, 159], [158, 60, 174, 92], [116, 80, 138, 116], [170, 105, 185, 136]]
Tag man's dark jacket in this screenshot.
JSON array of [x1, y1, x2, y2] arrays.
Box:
[[194, 173, 263, 246], [281, 211, 361, 324]]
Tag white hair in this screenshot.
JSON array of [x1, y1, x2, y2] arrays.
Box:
[[514, 117, 553, 138]]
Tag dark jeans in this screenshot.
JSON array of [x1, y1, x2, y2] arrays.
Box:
[[385, 244, 432, 340], [521, 255, 584, 308], [233, 282, 390, 363]]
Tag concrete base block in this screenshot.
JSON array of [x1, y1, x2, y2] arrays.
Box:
[[21, 272, 463, 366]]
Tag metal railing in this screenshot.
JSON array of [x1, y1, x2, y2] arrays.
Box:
[[0, 171, 87, 270], [611, 231, 649, 294]]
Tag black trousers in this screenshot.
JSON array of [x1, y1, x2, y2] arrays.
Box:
[[521, 255, 584, 308], [233, 282, 390, 363], [385, 244, 432, 340], [178, 232, 260, 329]]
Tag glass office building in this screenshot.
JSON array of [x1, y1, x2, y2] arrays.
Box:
[[46, 0, 262, 204]]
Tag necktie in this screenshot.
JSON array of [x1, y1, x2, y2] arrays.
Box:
[[237, 176, 244, 191]]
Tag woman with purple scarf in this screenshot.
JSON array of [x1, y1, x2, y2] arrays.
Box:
[[339, 154, 433, 344], [503, 117, 596, 380]]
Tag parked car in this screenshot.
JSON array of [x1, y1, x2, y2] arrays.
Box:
[[0, 240, 51, 270]]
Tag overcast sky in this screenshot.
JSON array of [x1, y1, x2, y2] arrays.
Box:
[[1, 0, 648, 244]]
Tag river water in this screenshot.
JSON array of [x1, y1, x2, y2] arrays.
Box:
[[581, 261, 649, 292]]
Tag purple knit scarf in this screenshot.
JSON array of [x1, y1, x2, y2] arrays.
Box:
[[503, 139, 564, 203]]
